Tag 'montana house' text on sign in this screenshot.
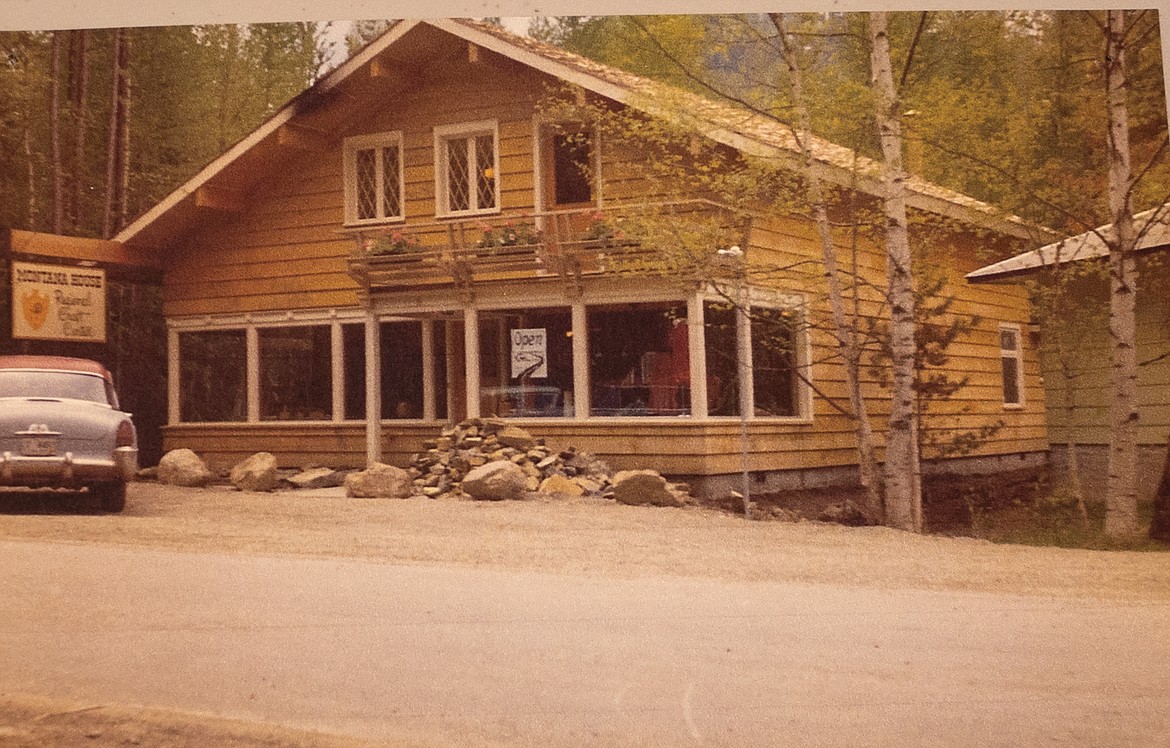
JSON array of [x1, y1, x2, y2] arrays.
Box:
[[11, 260, 107, 343]]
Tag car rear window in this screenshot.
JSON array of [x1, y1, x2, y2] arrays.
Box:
[[0, 370, 113, 405]]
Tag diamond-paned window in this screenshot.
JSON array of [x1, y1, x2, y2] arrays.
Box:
[[436, 122, 498, 216], [475, 134, 496, 210], [344, 132, 404, 225], [446, 140, 471, 212]]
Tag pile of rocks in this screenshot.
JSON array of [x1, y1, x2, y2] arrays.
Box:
[[151, 418, 694, 508], [409, 418, 614, 500]]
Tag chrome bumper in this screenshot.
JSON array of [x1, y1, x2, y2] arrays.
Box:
[[0, 446, 138, 486]]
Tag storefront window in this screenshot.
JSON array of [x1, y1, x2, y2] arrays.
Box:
[[588, 302, 689, 416], [752, 307, 799, 417], [381, 322, 424, 419], [479, 308, 573, 417], [343, 323, 366, 420], [180, 329, 246, 422], [344, 320, 448, 420], [259, 326, 332, 420]]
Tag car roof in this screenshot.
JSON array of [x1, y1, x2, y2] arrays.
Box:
[[0, 355, 111, 378]]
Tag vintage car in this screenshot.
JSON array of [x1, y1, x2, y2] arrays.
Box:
[[0, 355, 137, 512]]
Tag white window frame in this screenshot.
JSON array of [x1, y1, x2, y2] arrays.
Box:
[[343, 131, 405, 226], [434, 120, 500, 218], [696, 289, 811, 424], [999, 323, 1025, 408]]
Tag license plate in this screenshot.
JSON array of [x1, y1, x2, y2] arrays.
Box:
[[20, 437, 58, 457]]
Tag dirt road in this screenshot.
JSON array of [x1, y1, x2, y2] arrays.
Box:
[[1, 483, 1168, 746], [0, 483, 1166, 600]]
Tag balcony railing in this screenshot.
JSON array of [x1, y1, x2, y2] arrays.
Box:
[[345, 199, 748, 292]]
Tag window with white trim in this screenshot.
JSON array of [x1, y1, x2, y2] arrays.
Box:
[[343, 132, 404, 225], [435, 121, 499, 216], [999, 324, 1024, 406]]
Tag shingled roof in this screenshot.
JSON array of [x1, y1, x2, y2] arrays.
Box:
[[115, 18, 1043, 249], [967, 204, 1170, 282]]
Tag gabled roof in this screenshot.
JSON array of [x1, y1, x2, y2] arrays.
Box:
[[116, 18, 1043, 250], [966, 204, 1170, 283]]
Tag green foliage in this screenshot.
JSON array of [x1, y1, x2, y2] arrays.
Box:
[[536, 11, 1168, 235]]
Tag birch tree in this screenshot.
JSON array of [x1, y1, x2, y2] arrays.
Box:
[[869, 12, 922, 532], [1102, 9, 1140, 540], [770, 12, 883, 523]]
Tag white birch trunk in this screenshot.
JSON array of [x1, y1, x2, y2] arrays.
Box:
[[1103, 9, 1140, 540], [772, 13, 883, 523], [870, 12, 922, 532]]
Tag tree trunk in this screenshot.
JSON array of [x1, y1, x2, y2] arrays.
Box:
[[103, 29, 126, 239], [771, 13, 883, 523], [116, 33, 132, 230], [1151, 435, 1170, 542], [1103, 9, 1141, 540], [50, 31, 64, 234], [869, 12, 922, 532], [23, 127, 38, 230], [69, 29, 90, 234]]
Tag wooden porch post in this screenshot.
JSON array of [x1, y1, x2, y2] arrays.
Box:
[[687, 291, 708, 419], [421, 318, 436, 421], [364, 309, 382, 465], [464, 306, 480, 419], [572, 302, 589, 418]]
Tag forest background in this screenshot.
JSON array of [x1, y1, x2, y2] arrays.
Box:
[[0, 13, 1165, 240]]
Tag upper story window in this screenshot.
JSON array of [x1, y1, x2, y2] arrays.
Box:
[[343, 132, 404, 226], [435, 120, 499, 216], [540, 125, 595, 208], [999, 324, 1024, 407]]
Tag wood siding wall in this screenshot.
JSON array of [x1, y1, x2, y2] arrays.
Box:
[[1044, 260, 1170, 446]]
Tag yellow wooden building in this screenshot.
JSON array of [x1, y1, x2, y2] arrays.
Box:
[[114, 19, 1049, 495]]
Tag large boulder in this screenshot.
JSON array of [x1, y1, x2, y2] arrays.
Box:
[[612, 470, 687, 507], [157, 448, 215, 488], [229, 452, 279, 492], [345, 463, 413, 499], [461, 460, 527, 500]]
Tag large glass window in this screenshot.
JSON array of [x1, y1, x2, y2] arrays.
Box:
[[344, 320, 448, 420], [589, 303, 689, 417], [704, 301, 739, 417], [259, 326, 332, 421], [179, 329, 246, 422], [479, 308, 573, 418], [752, 307, 799, 417]]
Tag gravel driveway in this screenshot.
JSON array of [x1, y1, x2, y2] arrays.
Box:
[[1, 482, 1166, 601]]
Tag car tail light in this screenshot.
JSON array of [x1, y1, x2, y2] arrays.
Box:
[[116, 420, 136, 448]]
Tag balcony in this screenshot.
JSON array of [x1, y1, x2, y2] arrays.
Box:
[[345, 200, 749, 293]]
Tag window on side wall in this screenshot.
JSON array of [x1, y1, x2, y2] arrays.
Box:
[[435, 121, 498, 216], [179, 329, 247, 422], [1000, 324, 1024, 407], [343, 132, 404, 225]]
